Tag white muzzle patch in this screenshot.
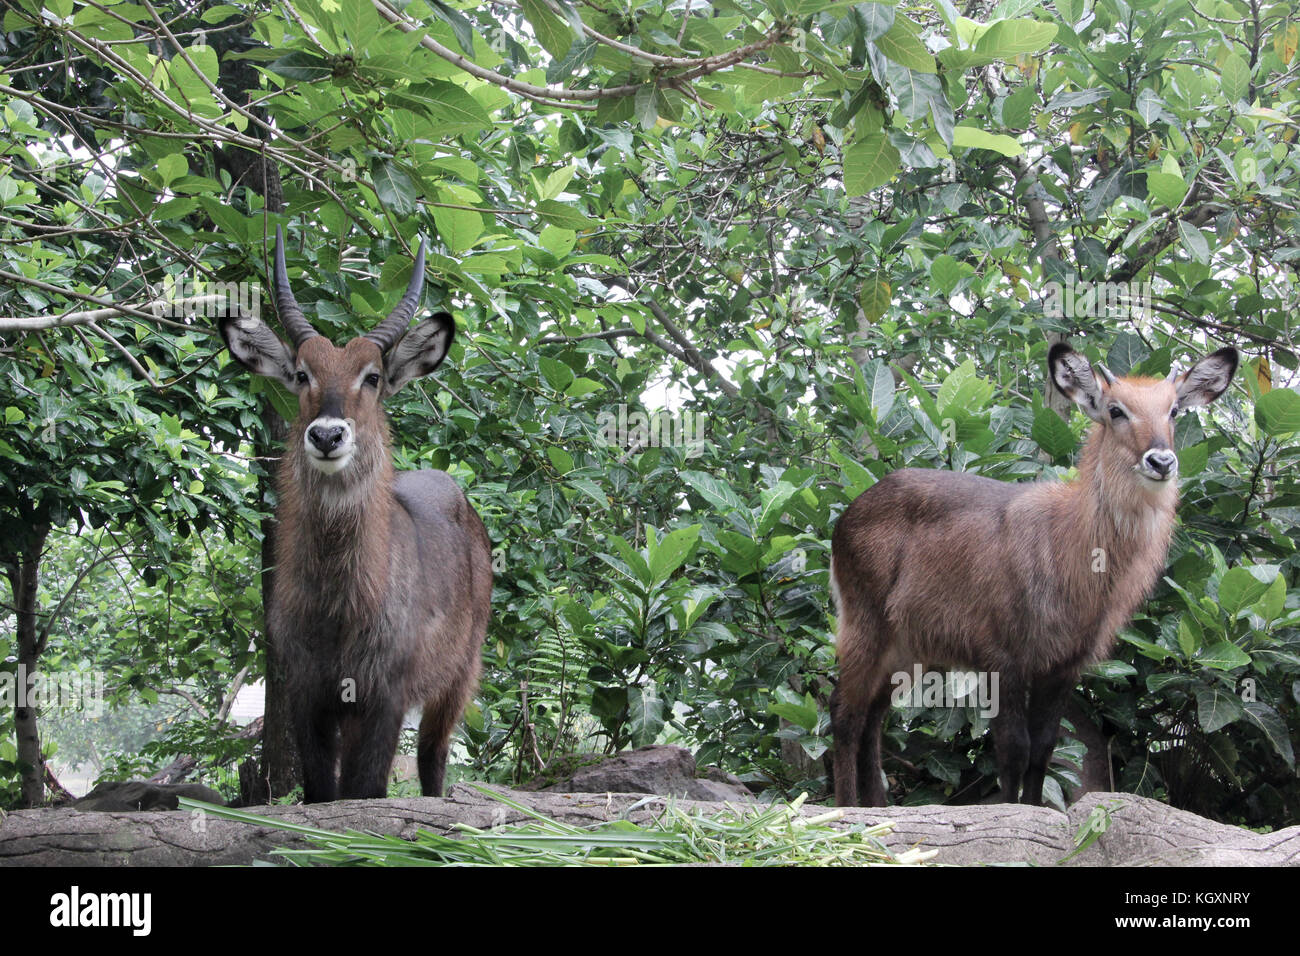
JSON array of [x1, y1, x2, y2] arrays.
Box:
[[304, 417, 356, 474]]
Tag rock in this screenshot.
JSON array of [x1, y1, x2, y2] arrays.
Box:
[[701, 765, 749, 788], [541, 746, 753, 802], [71, 780, 227, 812]]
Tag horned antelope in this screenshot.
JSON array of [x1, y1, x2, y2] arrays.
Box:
[[830, 343, 1238, 806], [220, 228, 491, 802]]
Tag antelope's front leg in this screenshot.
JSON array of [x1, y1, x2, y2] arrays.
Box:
[[295, 702, 341, 804], [337, 703, 405, 799]]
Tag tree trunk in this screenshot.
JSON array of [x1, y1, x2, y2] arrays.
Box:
[[239, 412, 299, 805], [1016, 157, 1075, 422], [6, 523, 51, 807], [2, 787, 1296, 867]]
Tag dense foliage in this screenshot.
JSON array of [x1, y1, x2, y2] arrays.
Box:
[[1, 0, 1297, 826]]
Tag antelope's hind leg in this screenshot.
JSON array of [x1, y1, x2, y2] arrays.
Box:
[[416, 695, 460, 797], [831, 611, 893, 807]]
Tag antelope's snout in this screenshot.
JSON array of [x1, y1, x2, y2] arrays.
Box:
[[1139, 447, 1178, 481], [305, 416, 355, 473]]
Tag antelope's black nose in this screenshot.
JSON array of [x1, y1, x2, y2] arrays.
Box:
[[1144, 449, 1176, 477], [308, 424, 346, 454]]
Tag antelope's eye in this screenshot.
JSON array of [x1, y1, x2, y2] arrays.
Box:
[[1170, 405, 1179, 419], [295, 371, 309, 386], [364, 372, 381, 389], [1108, 405, 1126, 420]]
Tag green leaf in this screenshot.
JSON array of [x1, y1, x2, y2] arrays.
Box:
[[931, 254, 973, 295], [427, 0, 477, 56], [858, 277, 891, 321], [975, 19, 1058, 59], [1178, 615, 1202, 657], [1134, 87, 1163, 125], [432, 198, 482, 254], [521, 0, 576, 58], [536, 199, 595, 230], [1257, 574, 1286, 624], [340, 0, 381, 46], [268, 51, 333, 81], [1255, 388, 1300, 436], [156, 153, 187, 188], [539, 356, 575, 391], [1032, 407, 1075, 459], [649, 525, 701, 581], [680, 471, 746, 513], [1106, 332, 1148, 376], [1220, 53, 1249, 103], [1118, 630, 1171, 661], [938, 359, 993, 416], [1218, 566, 1274, 618], [634, 84, 657, 129], [1002, 84, 1035, 128], [1177, 220, 1210, 264], [769, 691, 819, 733], [875, 21, 935, 73], [604, 535, 652, 588], [1196, 684, 1244, 733], [1198, 640, 1252, 671], [539, 225, 576, 257], [952, 125, 1023, 156], [843, 134, 900, 196], [372, 160, 416, 217], [1146, 170, 1186, 209], [869, 363, 896, 421], [858, 3, 895, 42], [252, 376, 299, 423], [628, 684, 665, 747], [756, 482, 797, 536], [565, 377, 601, 398], [1242, 702, 1295, 769], [546, 446, 573, 474], [590, 685, 628, 719], [397, 81, 492, 136], [1177, 442, 1209, 477]]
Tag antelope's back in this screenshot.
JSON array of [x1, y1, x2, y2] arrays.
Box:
[[393, 468, 492, 648], [832, 468, 1039, 665]]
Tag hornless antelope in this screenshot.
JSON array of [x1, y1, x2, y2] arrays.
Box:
[[830, 343, 1237, 806], [220, 228, 491, 802]]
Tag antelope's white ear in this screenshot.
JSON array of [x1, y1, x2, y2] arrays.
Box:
[[1049, 343, 1106, 422], [1176, 347, 1238, 408], [220, 316, 296, 387], [384, 312, 454, 395]]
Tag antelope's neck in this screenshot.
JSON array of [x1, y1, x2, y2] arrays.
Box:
[[1068, 427, 1178, 564], [278, 451, 396, 598]]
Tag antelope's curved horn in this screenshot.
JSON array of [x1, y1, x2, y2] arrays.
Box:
[[364, 238, 427, 353], [1166, 364, 1180, 383], [1097, 364, 1118, 386], [273, 226, 319, 347]]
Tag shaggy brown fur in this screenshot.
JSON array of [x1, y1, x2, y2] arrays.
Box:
[[830, 345, 1237, 807], [221, 233, 490, 802]]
